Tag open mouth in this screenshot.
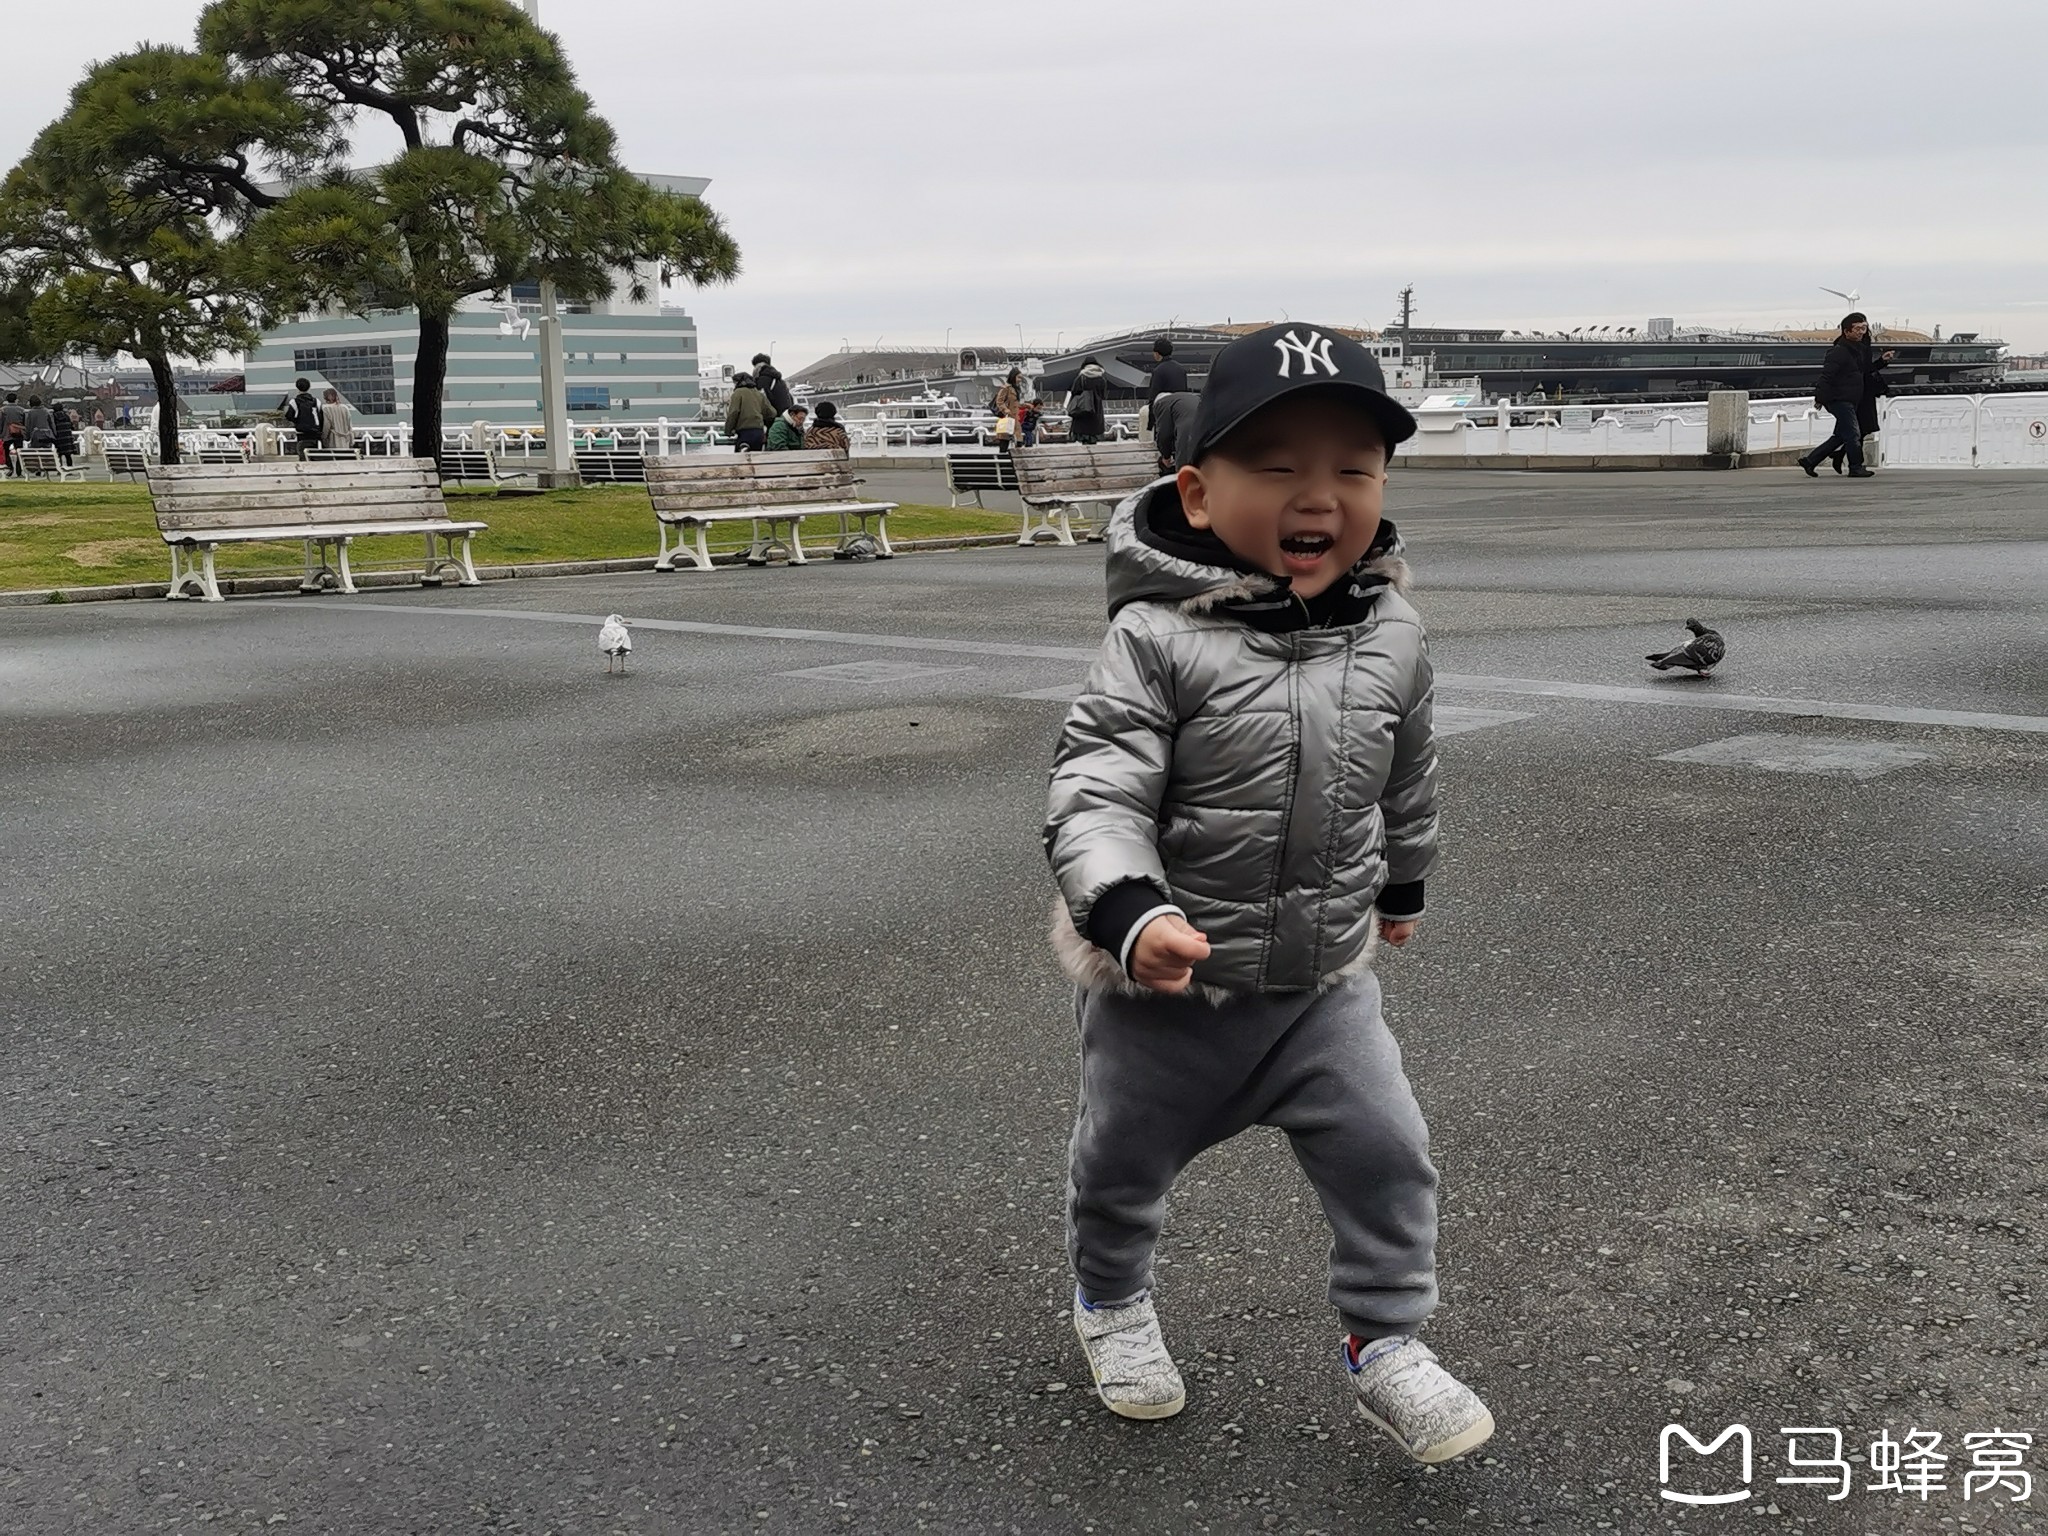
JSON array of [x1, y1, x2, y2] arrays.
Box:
[[1278, 532, 1335, 572]]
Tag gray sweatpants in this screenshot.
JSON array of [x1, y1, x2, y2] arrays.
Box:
[[1066, 971, 1439, 1339]]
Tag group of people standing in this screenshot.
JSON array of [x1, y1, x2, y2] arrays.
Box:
[[0, 390, 81, 475], [1799, 311, 1892, 478], [723, 352, 849, 453], [280, 377, 355, 458]]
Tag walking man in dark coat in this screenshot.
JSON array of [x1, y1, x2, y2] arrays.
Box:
[[1799, 313, 1892, 478], [752, 354, 794, 416]]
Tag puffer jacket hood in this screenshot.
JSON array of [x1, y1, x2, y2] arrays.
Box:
[[1044, 482, 1437, 999]]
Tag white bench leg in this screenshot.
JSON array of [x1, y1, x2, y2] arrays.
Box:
[[1018, 504, 1077, 547], [655, 518, 677, 572], [167, 543, 196, 600], [746, 518, 794, 566], [334, 538, 358, 595], [420, 529, 446, 587], [196, 543, 223, 602], [454, 532, 479, 586], [785, 515, 807, 565]]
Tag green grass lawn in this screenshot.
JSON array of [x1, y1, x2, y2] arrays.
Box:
[[0, 481, 1020, 592]]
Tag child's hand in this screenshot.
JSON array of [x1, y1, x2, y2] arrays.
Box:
[[1380, 919, 1419, 948], [1130, 913, 1211, 994]]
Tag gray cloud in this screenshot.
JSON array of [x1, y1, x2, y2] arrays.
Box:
[[10, 0, 2045, 371]]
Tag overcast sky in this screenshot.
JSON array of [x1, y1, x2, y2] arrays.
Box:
[[11, 1, 2047, 370]]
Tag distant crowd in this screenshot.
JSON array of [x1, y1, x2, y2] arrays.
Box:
[[722, 352, 850, 454], [0, 391, 83, 476]]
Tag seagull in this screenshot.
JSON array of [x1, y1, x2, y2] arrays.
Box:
[[598, 613, 632, 674], [1646, 618, 1725, 676]]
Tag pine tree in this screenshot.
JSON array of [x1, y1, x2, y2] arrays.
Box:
[[202, 0, 740, 457], [0, 47, 325, 463]]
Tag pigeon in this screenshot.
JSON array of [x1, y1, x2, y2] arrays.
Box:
[[598, 613, 632, 674], [1646, 618, 1725, 676]]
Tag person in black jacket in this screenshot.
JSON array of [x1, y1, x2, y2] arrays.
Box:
[[281, 377, 322, 459], [751, 353, 794, 416], [51, 404, 80, 467], [1799, 313, 1892, 478], [1829, 351, 1889, 474], [1146, 337, 1188, 404]]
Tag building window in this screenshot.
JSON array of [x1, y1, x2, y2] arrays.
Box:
[[293, 343, 397, 415], [567, 385, 611, 412]]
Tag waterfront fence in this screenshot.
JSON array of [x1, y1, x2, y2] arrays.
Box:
[[84, 393, 2048, 470]]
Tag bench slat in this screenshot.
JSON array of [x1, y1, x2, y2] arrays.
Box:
[[650, 482, 857, 509], [162, 518, 487, 544], [654, 500, 889, 525]]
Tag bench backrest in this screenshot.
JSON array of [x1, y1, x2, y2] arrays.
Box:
[[1012, 440, 1159, 498], [439, 448, 497, 483], [15, 446, 63, 470], [642, 449, 859, 512], [575, 448, 647, 484], [946, 453, 1020, 492], [146, 458, 450, 535], [105, 448, 151, 473]]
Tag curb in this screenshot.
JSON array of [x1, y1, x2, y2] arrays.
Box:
[[0, 532, 1031, 607]]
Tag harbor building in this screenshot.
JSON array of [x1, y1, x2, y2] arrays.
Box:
[[229, 174, 714, 430], [232, 270, 704, 429]]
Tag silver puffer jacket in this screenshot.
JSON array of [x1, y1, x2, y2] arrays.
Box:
[[1045, 483, 1439, 997]]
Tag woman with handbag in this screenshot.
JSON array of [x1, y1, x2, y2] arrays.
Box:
[[1064, 355, 1109, 445]]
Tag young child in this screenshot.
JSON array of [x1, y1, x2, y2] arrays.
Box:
[[1042, 323, 1493, 1465]]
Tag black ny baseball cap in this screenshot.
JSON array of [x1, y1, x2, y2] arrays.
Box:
[[1188, 323, 1417, 463]]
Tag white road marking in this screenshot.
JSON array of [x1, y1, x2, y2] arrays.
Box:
[[1659, 734, 1937, 780], [780, 660, 973, 684], [1437, 673, 2048, 735], [305, 600, 2048, 736], [1435, 706, 1535, 736], [1009, 683, 1088, 702]]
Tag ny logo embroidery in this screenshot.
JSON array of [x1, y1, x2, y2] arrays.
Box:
[[1273, 328, 1339, 379]]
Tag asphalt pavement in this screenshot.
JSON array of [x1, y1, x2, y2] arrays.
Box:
[[3, 468, 2044, 1535]]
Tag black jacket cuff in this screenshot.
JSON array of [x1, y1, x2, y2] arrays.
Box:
[[1086, 880, 1178, 969], [1375, 880, 1426, 920]]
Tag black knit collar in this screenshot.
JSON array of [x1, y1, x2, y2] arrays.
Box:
[[1134, 484, 1402, 633]]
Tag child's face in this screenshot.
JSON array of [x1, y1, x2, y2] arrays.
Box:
[[1176, 394, 1388, 598]]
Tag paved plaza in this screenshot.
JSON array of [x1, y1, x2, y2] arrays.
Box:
[[3, 468, 2045, 1534]]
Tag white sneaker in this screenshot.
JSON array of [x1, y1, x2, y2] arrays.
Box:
[[1072, 1291, 1186, 1420], [1344, 1335, 1495, 1463]]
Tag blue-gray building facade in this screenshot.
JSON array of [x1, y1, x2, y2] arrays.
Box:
[[235, 282, 704, 429]]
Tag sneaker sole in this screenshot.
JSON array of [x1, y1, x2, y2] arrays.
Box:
[[1073, 1315, 1187, 1421], [1354, 1400, 1496, 1464]]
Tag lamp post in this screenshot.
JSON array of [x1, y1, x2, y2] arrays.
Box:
[[521, 0, 579, 486]]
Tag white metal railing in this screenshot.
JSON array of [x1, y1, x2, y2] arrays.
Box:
[[88, 394, 2048, 469], [1395, 392, 2048, 466]]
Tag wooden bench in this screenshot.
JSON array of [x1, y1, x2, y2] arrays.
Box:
[[575, 447, 647, 484], [13, 445, 85, 482], [193, 442, 249, 465], [1010, 440, 1162, 545], [146, 458, 488, 603], [945, 451, 1020, 508], [643, 450, 896, 571], [303, 447, 361, 462], [104, 446, 152, 479]]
